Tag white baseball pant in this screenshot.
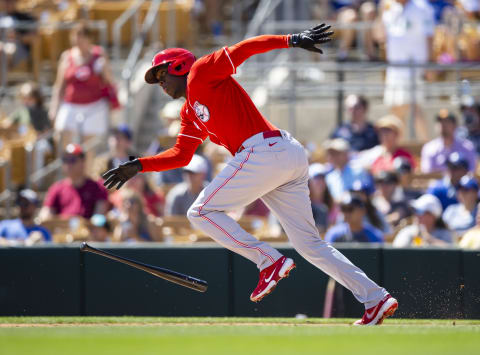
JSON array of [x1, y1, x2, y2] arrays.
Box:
[[187, 130, 388, 308]]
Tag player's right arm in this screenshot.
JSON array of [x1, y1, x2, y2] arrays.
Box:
[[103, 107, 208, 190], [138, 120, 207, 173]]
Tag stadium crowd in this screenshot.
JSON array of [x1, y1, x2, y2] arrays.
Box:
[[0, 0, 479, 249]]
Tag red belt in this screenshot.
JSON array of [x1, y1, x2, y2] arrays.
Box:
[[237, 130, 282, 153]]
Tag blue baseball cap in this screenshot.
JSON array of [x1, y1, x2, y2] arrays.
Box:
[[349, 178, 375, 196], [112, 124, 132, 141], [458, 175, 479, 191]]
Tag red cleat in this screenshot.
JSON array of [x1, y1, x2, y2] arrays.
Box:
[[250, 256, 296, 302], [354, 294, 398, 326]]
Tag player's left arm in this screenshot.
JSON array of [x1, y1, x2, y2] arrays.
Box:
[[215, 24, 333, 75]]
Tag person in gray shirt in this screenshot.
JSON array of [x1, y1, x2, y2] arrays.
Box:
[[165, 154, 209, 216]]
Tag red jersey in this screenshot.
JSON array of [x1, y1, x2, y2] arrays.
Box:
[[370, 148, 416, 175], [139, 35, 290, 172], [63, 46, 105, 104]]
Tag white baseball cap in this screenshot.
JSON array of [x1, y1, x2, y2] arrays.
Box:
[[323, 138, 350, 152], [410, 194, 443, 218], [184, 154, 208, 174], [308, 163, 330, 179]]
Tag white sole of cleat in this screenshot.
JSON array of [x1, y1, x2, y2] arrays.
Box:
[[279, 258, 295, 278], [355, 297, 398, 326]]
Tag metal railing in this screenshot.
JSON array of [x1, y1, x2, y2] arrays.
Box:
[[0, 160, 13, 218], [236, 60, 480, 138], [121, 0, 162, 126], [112, 0, 145, 63]]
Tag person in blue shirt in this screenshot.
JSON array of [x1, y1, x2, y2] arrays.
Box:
[[325, 194, 384, 243], [443, 175, 479, 235], [330, 95, 379, 152], [324, 138, 372, 202], [0, 189, 51, 245], [427, 152, 469, 210]]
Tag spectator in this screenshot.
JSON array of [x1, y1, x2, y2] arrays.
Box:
[[49, 22, 116, 149], [110, 173, 165, 217], [165, 154, 208, 216], [372, 171, 412, 227], [0, 0, 36, 70], [427, 152, 469, 210], [0, 189, 51, 245], [93, 124, 136, 177], [324, 138, 371, 201], [7, 81, 52, 174], [421, 109, 476, 173], [113, 190, 152, 242], [88, 214, 111, 242], [459, 203, 480, 249], [458, 102, 480, 155], [392, 156, 422, 200], [457, 0, 480, 18], [308, 163, 336, 233], [349, 179, 392, 235], [443, 175, 479, 234], [393, 194, 452, 246], [327, 1, 377, 60], [355, 115, 415, 174], [7, 81, 50, 134], [146, 99, 184, 156], [377, 0, 434, 141], [39, 144, 108, 220], [159, 99, 184, 138], [325, 194, 384, 243], [330, 94, 379, 151]]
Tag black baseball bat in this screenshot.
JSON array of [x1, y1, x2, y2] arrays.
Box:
[[80, 242, 208, 292]]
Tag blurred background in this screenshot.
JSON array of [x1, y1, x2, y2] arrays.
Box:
[[1, 0, 480, 251]]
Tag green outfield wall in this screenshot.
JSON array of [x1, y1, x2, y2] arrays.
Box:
[[0, 244, 479, 318]]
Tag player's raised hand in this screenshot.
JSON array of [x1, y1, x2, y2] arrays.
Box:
[[289, 23, 334, 54], [102, 157, 142, 190]]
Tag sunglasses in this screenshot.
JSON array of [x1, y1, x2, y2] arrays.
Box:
[[340, 206, 355, 214], [62, 156, 79, 164]]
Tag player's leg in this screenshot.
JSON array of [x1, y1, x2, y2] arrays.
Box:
[[258, 133, 397, 321], [261, 182, 398, 324], [187, 146, 286, 270], [261, 175, 387, 308]]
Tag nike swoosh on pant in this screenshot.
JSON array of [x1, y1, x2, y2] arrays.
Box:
[[268, 142, 277, 147]]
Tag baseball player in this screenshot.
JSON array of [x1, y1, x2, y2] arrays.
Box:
[[103, 24, 398, 325]]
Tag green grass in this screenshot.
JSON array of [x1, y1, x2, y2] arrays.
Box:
[[1, 317, 479, 355]]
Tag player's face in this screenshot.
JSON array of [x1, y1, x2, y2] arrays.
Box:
[[156, 65, 186, 99]]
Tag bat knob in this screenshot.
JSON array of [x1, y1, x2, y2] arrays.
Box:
[[80, 242, 89, 252]]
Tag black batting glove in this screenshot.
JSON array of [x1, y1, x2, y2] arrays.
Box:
[[289, 23, 334, 54], [102, 157, 142, 190]]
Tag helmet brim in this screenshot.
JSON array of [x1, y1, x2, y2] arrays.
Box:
[[144, 64, 161, 84]]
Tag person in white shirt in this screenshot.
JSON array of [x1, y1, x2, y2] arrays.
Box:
[[393, 194, 452, 247], [376, 0, 435, 140]]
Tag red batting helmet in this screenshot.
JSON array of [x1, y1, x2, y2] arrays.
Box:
[[144, 48, 196, 84]]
